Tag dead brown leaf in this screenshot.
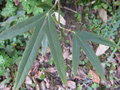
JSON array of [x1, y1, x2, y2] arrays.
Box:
[[44, 78, 50, 88], [40, 81, 46, 90], [89, 70, 100, 84], [3, 87, 11, 90], [25, 76, 32, 85], [117, 66, 120, 74], [115, 53, 120, 63], [54, 12, 66, 25], [77, 67, 87, 78], [14, 0, 20, 6], [98, 9, 107, 22], [67, 81, 76, 89], [35, 71, 44, 78], [63, 48, 70, 60], [96, 44, 109, 56], [45, 67, 57, 73]]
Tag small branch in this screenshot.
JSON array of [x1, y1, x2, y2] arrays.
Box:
[[59, 25, 75, 33], [85, 0, 96, 6], [63, 6, 78, 13]]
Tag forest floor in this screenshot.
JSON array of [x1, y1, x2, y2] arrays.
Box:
[[0, 1, 120, 90]]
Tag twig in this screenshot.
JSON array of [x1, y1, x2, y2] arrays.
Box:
[[85, 0, 96, 6], [63, 6, 78, 13]]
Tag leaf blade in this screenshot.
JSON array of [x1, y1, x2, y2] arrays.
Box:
[[0, 13, 45, 41], [76, 31, 117, 47], [72, 34, 80, 76], [45, 15, 67, 85], [13, 16, 47, 90], [74, 34, 106, 80]]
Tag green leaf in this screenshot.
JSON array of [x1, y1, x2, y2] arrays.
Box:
[[45, 15, 67, 85], [73, 34, 106, 80], [72, 34, 80, 76], [13, 16, 47, 90], [0, 13, 45, 41], [76, 31, 117, 47]]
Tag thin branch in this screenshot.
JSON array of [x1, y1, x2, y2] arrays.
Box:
[[63, 6, 78, 13]]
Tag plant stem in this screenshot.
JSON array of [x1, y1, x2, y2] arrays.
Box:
[[110, 39, 120, 58], [58, 0, 61, 25], [47, 0, 58, 13]]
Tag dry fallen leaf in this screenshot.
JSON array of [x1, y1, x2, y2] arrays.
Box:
[[25, 76, 32, 85], [57, 85, 64, 90], [45, 67, 57, 73], [63, 48, 70, 60], [54, 12, 66, 25], [77, 68, 87, 78], [44, 78, 50, 89], [89, 70, 100, 84], [115, 53, 120, 63], [67, 81, 76, 89], [96, 44, 109, 56], [14, 0, 20, 6], [98, 9, 107, 22], [35, 71, 44, 78], [40, 81, 46, 90], [117, 66, 120, 74], [3, 87, 11, 90]]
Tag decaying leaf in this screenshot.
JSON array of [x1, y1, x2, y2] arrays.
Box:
[[77, 67, 87, 78], [25, 76, 32, 85], [89, 70, 100, 84], [14, 0, 20, 6], [3, 87, 11, 90], [98, 9, 107, 22], [96, 44, 109, 56], [63, 47, 70, 60], [44, 78, 50, 88], [115, 53, 120, 63], [35, 71, 44, 79], [54, 12, 66, 25], [45, 67, 57, 73], [67, 81, 76, 89]]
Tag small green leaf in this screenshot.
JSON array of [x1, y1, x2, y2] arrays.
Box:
[[76, 31, 117, 47], [72, 34, 80, 76], [13, 16, 47, 90], [45, 15, 67, 85], [73, 34, 106, 80], [0, 13, 45, 41]]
